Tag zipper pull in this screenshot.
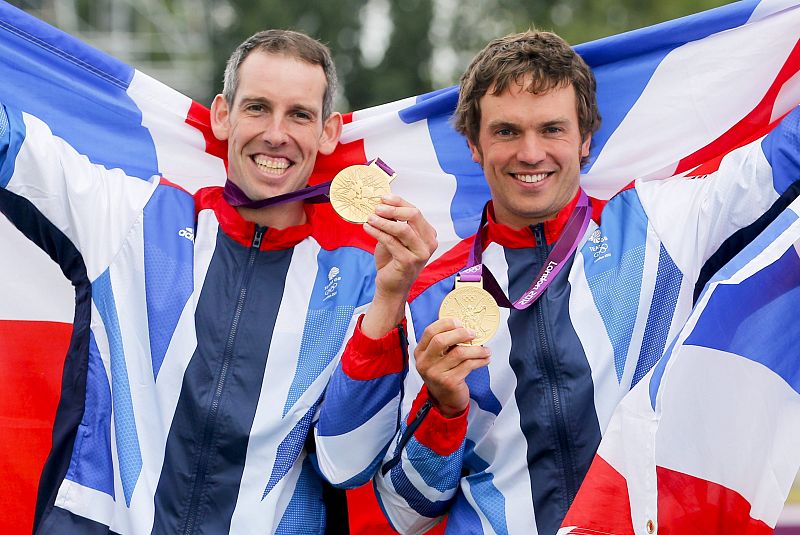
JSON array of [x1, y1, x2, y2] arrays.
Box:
[[252, 225, 265, 248], [381, 399, 433, 475]]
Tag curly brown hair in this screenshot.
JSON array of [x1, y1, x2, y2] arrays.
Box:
[[454, 30, 601, 157]]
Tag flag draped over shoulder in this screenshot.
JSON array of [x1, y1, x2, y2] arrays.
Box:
[[1, 0, 799, 533], [560, 185, 800, 535]]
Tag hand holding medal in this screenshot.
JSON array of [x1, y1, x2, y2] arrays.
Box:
[[438, 191, 591, 346], [439, 272, 501, 346]]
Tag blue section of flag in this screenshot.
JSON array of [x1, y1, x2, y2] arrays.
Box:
[[143, 182, 194, 379], [0, 2, 158, 180], [92, 269, 142, 506], [65, 330, 115, 499], [707, 208, 800, 290], [400, 88, 489, 239], [651, 208, 800, 409], [577, 0, 757, 170], [685, 243, 800, 394], [582, 190, 648, 382], [283, 247, 375, 417]]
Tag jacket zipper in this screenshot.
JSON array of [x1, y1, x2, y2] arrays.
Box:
[[181, 225, 265, 535], [381, 398, 432, 475], [531, 224, 578, 506]]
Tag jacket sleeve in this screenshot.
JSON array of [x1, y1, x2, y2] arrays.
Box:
[[0, 102, 157, 277], [635, 106, 800, 280], [314, 313, 408, 488], [373, 384, 469, 535]]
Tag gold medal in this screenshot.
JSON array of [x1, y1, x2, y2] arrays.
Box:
[[329, 160, 396, 223], [438, 276, 500, 346]]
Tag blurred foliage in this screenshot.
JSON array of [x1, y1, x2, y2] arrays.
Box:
[[213, 0, 733, 110]]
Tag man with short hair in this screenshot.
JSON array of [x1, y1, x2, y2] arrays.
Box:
[[0, 29, 435, 533], [373, 30, 800, 534]]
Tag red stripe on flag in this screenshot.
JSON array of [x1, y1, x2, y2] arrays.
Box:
[[311, 111, 367, 184], [185, 100, 228, 162], [656, 466, 773, 534], [676, 38, 800, 177], [561, 455, 635, 535], [0, 320, 71, 535]]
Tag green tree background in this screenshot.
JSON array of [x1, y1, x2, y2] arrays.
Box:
[[211, 0, 732, 111]]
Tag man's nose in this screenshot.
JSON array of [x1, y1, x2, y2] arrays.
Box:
[[516, 133, 546, 165], [260, 117, 289, 146]]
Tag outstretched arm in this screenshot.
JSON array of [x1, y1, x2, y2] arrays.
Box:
[[0, 102, 159, 276]]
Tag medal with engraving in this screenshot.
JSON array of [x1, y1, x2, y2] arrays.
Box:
[[329, 158, 397, 223], [438, 190, 592, 345], [439, 276, 500, 346]]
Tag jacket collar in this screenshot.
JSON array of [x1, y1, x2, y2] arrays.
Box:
[[194, 186, 313, 251], [485, 188, 590, 249]]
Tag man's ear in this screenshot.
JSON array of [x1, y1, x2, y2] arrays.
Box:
[[580, 134, 592, 159], [210, 94, 231, 141], [318, 112, 343, 155], [468, 139, 483, 166]]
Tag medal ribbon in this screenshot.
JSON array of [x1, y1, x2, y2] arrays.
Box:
[[459, 190, 591, 310], [222, 158, 395, 210]]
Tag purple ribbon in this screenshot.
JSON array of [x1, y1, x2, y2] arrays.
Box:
[[460, 190, 591, 310], [222, 179, 332, 209], [222, 158, 395, 210]]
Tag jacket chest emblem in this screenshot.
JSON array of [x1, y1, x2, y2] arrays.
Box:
[[324, 266, 342, 301], [588, 229, 610, 262]]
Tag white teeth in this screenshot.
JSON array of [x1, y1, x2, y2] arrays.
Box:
[[254, 157, 289, 173], [515, 173, 548, 183]]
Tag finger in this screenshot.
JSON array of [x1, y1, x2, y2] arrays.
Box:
[[435, 345, 492, 372], [364, 217, 430, 261], [438, 355, 491, 382], [376, 198, 437, 251], [423, 354, 491, 397], [421, 326, 479, 358], [416, 318, 465, 354]]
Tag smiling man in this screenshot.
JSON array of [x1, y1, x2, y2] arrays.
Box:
[[372, 31, 800, 534], [0, 30, 435, 534]]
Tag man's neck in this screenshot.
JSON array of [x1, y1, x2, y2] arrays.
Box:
[[236, 201, 307, 229]]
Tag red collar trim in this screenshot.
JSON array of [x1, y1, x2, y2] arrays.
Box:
[[409, 189, 605, 301], [194, 187, 313, 251], [484, 190, 574, 248]]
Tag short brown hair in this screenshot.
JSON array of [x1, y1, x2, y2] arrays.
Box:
[[454, 30, 600, 151], [223, 30, 337, 119]]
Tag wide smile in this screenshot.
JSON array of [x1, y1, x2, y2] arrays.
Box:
[[510, 171, 553, 184], [252, 155, 293, 177]]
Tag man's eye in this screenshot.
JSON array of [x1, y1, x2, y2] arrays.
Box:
[[293, 111, 312, 120], [496, 128, 514, 137], [245, 104, 264, 112], [544, 126, 563, 134]]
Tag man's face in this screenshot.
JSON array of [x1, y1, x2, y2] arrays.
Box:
[[211, 51, 341, 201], [468, 79, 591, 229]]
